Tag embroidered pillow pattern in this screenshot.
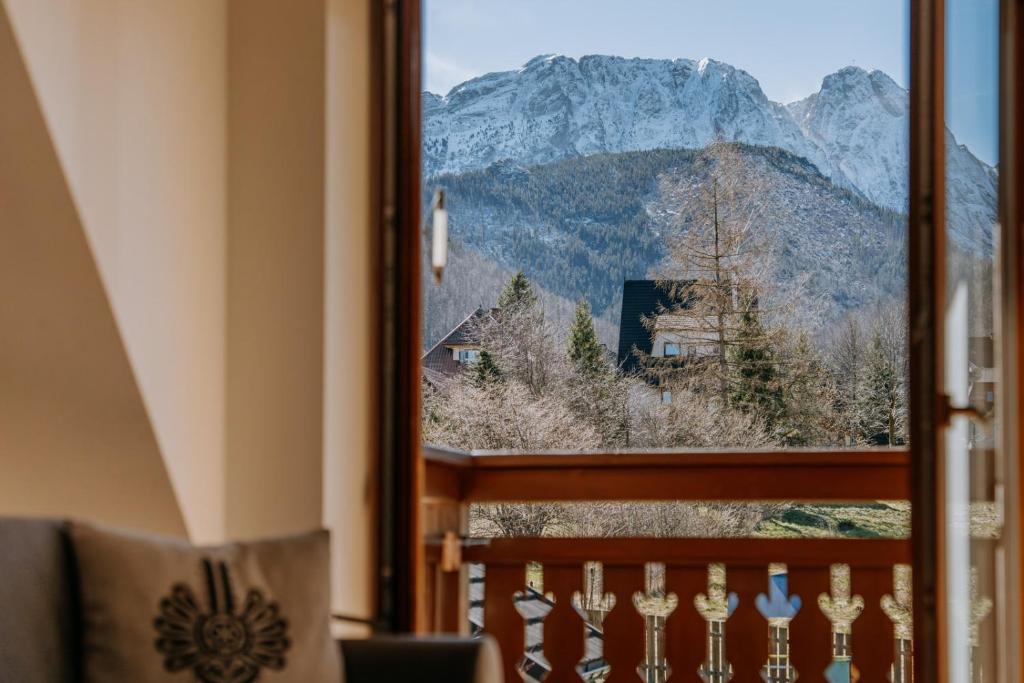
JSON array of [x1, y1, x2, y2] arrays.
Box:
[[154, 559, 290, 683]]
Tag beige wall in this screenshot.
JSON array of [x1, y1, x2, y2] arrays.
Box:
[[325, 0, 376, 620], [0, 2, 187, 536], [3, 0, 228, 542], [0, 0, 377, 610], [225, 0, 327, 540]]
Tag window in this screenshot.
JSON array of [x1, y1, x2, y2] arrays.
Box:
[[455, 349, 479, 363], [390, 0, 1023, 672], [420, 0, 916, 456]]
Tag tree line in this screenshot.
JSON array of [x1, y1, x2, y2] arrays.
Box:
[[422, 144, 909, 538]]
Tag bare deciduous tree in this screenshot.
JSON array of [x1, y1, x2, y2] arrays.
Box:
[[651, 143, 794, 401]]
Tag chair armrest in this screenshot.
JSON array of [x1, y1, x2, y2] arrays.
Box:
[[339, 634, 502, 683]]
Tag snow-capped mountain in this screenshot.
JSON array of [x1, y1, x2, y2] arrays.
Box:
[[424, 54, 827, 181], [788, 66, 996, 249], [423, 54, 997, 250], [787, 67, 909, 211]]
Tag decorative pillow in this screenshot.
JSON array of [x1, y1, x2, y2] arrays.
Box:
[[68, 522, 342, 683]]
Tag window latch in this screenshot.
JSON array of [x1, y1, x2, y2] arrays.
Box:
[[937, 392, 991, 428], [427, 531, 489, 572]]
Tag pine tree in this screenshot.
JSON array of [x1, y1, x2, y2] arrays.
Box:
[[484, 271, 553, 394], [497, 270, 537, 311], [728, 298, 785, 431], [471, 349, 502, 386], [778, 332, 835, 446], [567, 299, 604, 376], [856, 327, 904, 445]]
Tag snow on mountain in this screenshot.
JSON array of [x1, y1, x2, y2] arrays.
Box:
[[788, 66, 996, 250], [424, 54, 827, 181], [423, 55, 997, 250], [787, 67, 909, 211]]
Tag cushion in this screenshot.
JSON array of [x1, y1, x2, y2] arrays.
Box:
[[69, 522, 342, 683], [0, 517, 79, 683]]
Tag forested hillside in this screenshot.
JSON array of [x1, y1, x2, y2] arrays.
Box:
[[428, 143, 907, 327]]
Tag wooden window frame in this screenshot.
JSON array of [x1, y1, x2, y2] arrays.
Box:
[[372, 2, 1024, 680]]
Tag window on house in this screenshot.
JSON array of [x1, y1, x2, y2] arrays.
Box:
[[455, 349, 479, 363], [660, 389, 672, 404], [663, 342, 680, 358]]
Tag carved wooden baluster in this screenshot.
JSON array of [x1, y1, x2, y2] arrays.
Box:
[[695, 562, 739, 683], [755, 563, 802, 683], [881, 564, 913, 683], [633, 562, 678, 683], [571, 561, 616, 682], [513, 563, 556, 682], [969, 567, 993, 682], [468, 563, 486, 637], [818, 564, 865, 683]]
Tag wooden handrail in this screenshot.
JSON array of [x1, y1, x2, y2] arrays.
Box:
[[464, 537, 910, 567], [424, 445, 911, 502], [421, 445, 915, 676]]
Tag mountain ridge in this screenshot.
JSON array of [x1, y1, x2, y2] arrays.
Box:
[[423, 53, 996, 250]]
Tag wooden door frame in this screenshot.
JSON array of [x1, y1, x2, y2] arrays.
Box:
[[909, 1, 1024, 680], [907, 0, 943, 680], [1001, 0, 1024, 677], [374, 0, 424, 633], [373, 0, 1024, 662]]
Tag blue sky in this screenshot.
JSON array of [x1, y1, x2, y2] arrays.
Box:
[[424, 0, 999, 165]]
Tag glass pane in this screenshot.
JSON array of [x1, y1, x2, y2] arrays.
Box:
[[421, 1, 911, 455], [419, 7, 924, 672], [943, 0, 1001, 678]]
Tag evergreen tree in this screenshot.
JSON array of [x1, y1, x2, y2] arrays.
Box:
[[778, 332, 835, 446], [497, 270, 537, 311], [567, 299, 604, 376], [856, 327, 905, 445], [485, 271, 553, 394], [728, 300, 785, 431], [471, 349, 502, 386]]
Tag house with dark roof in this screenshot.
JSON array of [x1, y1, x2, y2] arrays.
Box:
[[422, 308, 497, 385], [617, 280, 696, 371], [617, 280, 722, 401]]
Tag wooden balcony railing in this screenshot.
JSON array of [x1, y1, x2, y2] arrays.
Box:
[[423, 446, 913, 682]]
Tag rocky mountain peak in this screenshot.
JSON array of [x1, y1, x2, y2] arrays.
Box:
[[424, 54, 996, 251]]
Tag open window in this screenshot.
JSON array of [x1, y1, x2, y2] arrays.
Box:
[[375, 0, 1024, 680]]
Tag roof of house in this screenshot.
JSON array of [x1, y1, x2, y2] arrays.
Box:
[[421, 366, 450, 390], [422, 307, 495, 377], [616, 280, 693, 373]]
